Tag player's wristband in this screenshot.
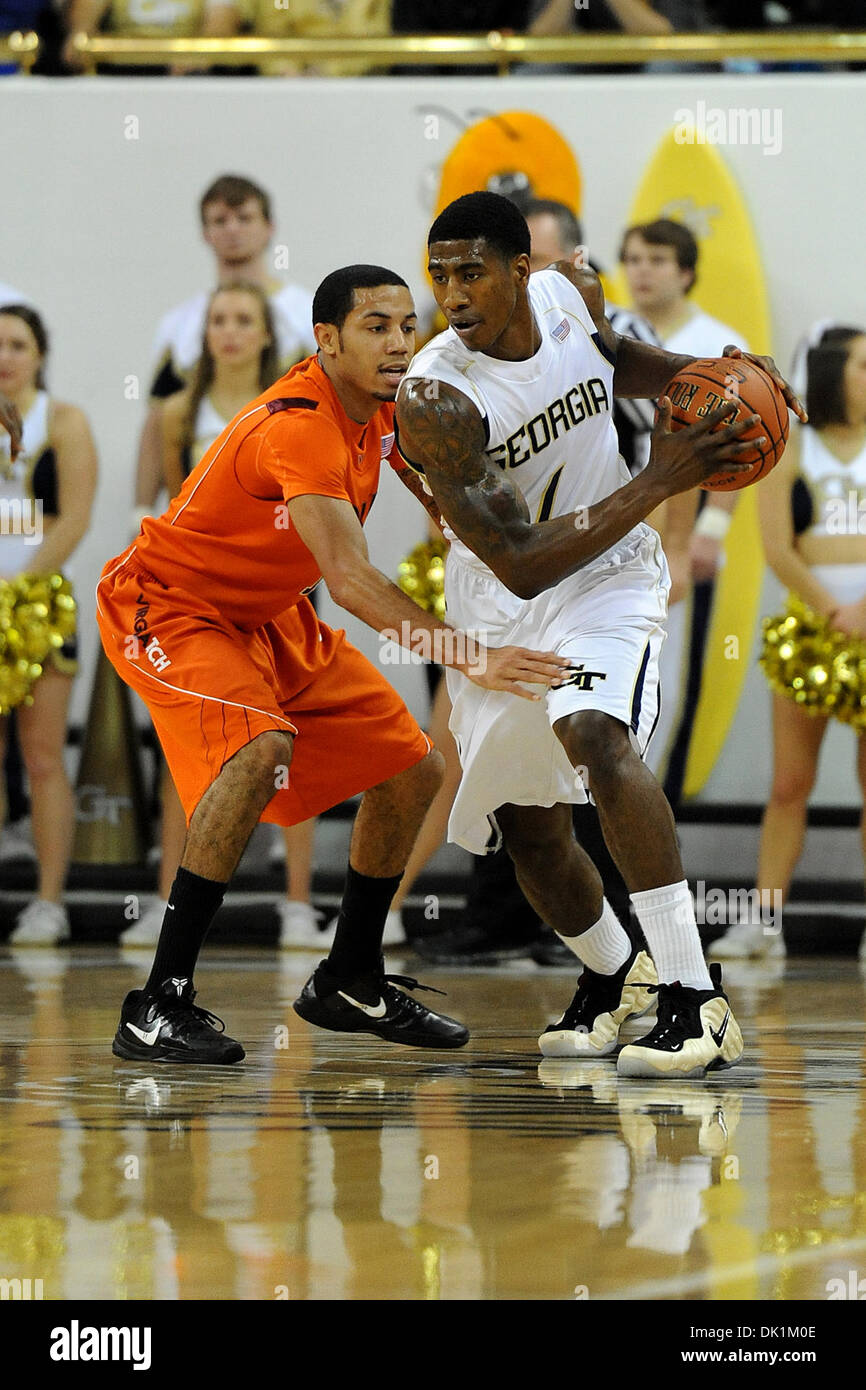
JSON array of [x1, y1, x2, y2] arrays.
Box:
[[694, 505, 732, 541]]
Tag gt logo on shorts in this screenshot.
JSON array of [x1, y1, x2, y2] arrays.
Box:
[[560, 664, 607, 692]]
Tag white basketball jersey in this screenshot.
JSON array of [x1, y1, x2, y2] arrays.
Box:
[[403, 267, 636, 572]]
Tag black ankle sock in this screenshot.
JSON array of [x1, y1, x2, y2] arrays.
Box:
[[145, 867, 227, 993], [325, 865, 403, 979]]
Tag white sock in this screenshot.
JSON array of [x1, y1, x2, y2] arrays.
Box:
[[557, 898, 632, 975], [630, 880, 712, 990]]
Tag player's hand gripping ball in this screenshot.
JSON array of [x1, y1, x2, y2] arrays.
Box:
[[661, 357, 790, 491]]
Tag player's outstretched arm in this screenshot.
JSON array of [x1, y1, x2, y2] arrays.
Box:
[[396, 379, 758, 601], [286, 492, 569, 700]]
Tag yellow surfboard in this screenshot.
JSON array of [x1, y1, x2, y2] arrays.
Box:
[[610, 131, 772, 798]]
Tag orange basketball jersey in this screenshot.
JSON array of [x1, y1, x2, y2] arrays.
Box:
[[130, 355, 396, 629]]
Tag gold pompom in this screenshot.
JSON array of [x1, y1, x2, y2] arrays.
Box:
[[760, 595, 866, 731], [396, 538, 448, 621], [0, 573, 76, 714]]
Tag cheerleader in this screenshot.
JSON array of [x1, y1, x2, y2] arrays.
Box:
[[0, 305, 97, 943], [712, 324, 866, 959]]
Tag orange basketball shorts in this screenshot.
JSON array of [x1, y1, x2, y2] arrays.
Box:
[[96, 556, 431, 826]]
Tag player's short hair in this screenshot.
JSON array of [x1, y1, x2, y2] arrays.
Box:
[[428, 191, 531, 262], [806, 325, 866, 429], [200, 175, 272, 223], [524, 198, 584, 256], [619, 218, 699, 293], [0, 302, 49, 388], [313, 266, 409, 331]]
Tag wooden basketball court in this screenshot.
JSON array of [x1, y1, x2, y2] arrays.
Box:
[[2, 945, 865, 1309]]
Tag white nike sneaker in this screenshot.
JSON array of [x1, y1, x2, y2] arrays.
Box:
[[10, 899, 70, 945], [277, 900, 331, 949], [617, 964, 744, 1080], [708, 922, 785, 960], [538, 948, 658, 1058], [121, 898, 169, 946]]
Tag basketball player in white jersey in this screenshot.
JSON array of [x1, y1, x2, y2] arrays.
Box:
[[396, 193, 805, 1078]]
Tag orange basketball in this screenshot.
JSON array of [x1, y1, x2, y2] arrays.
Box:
[[662, 357, 790, 491]]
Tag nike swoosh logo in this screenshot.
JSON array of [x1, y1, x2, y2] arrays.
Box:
[[337, 990, 387, 1018], [127, 1021, 161, 1046], [710, 1011, 730, 1047]]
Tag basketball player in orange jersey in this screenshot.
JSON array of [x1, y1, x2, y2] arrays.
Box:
[[97, 265, 571, 1064], [396, 193, 806, 1079]]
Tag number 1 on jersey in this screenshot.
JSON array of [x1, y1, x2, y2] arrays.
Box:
[[536, 466, 564, 523]]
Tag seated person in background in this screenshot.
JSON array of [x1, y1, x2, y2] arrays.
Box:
[[0, 304, 98, 944], [391, 1, 530, 75], [528, 0, 672, 36], [254, 0, 391, 77], [123, 282, 323, 952], [61, 0, 244, 71]]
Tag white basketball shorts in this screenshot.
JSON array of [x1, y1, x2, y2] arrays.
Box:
[[444, 524, 670, 853]]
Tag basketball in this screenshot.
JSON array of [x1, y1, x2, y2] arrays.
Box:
[[663, 356, 790, 491]]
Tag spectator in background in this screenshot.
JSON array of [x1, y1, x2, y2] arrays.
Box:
[[391, 1, 530, 75], [254, 0, 391, 77], [123, 283, 323, 949], [525, 0, 674, 73], [529, 0, 672, 37], [712, 324, 866, 960], [132, 174, 315, 536], [0, 305, 97, 944], [619, 217, 747, 808], [61, 0, 244, 73]]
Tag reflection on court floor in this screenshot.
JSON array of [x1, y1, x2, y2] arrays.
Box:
[[1, 948, 865, 1301]]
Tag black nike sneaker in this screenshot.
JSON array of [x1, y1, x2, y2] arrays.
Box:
[[538, 947, 657, 1057], [293, 959, 469, 1049], [616, 963, 744, 1079], [112, 976, 245, 1064]]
